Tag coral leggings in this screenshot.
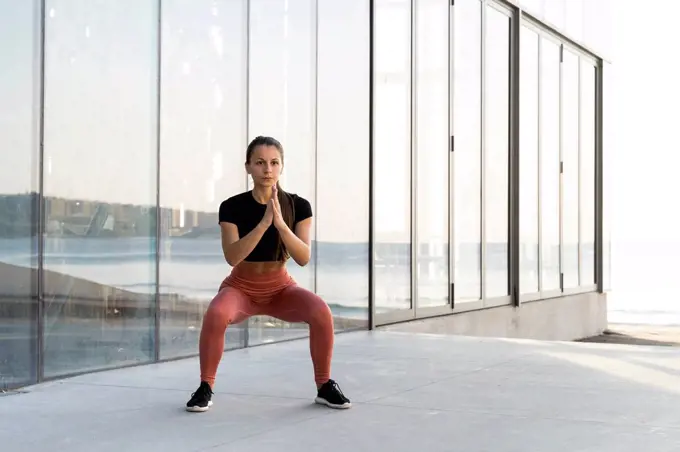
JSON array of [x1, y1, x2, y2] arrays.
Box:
[[199, 265, 334, 388]]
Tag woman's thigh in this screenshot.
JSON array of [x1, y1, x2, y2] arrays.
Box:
[[206, 286, 259, 325], [262, 285, 331, 324]]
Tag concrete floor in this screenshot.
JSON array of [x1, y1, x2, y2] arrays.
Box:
[[2, 330, 680, 451]]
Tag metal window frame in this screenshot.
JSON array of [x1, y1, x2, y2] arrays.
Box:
[[410, 0, 418, 317], [153, 0, 163, 363], [10, 0, 609, 388], [448, 0, 456, 309], [577, 53, 583, 286], [36, 0, 46, 384], [372, 0, 416, 326], [558, 40, 564, 294], [33, 0, 164, 384], [517, 13, 601, 303], [579, 58, 598, 288], [480, 0, 487, 303], [376, 0, 524, 325], [242, 0, 252, 346], [537, 30, 562, 295], [368, 0, 376, 330], [595, 58, 604, 293], [312, 0, 320, 300], [481, 0, 514, 308], [560, 45, 583, 291], [518, 4, 610, 63], [508, 0, 521, 307], [451, 3, 604, 310], [516, 23, 540, 298], [450, 0, 484, 311], [373, 0, 456, 327], [412, 0, 456, 319], [449, 0, 517, 314]]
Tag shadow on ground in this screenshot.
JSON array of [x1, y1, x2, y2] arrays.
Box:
[[578, 324, 680, 347]]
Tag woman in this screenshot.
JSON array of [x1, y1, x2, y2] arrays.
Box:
[[185, 136, 351, 412]]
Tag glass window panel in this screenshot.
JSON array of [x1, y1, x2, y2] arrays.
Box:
[[248, 0, 316, 343], [316, 0, 370, 326], [158, 0, 247, 359], [562, 49, 580, 289], [0, 0, 39, 389], [540, 38, 561, 292], [484, 6, 510, 298], [580, 62, 596, 286], [42, 0, 158, 377], [416, 0, 449, 308], [519, 26, 539, 295], [374, 0, 412, 313], [453, 0, 481, 301]]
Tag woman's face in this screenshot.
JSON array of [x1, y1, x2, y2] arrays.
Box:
[[246, 144, 282, 188]]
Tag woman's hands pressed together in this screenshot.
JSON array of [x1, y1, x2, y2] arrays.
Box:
[[258, 184, 288, 232], [259, 195, 274, 229], [271, 184, 287, 231], [252, 183, 311, 266]]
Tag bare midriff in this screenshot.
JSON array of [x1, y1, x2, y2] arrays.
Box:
[[234, 260, 286, 274]]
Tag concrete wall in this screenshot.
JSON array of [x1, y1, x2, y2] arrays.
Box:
[[382, 292, 608, 341]]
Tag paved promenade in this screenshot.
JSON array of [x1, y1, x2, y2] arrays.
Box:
[[2, 330, 680, 451]]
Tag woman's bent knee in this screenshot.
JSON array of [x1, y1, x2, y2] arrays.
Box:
[[204, 287, 250, 327], [308, 297, 334, 328]]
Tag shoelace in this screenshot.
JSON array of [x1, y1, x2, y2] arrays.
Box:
[[328, 380, 348, 401], [192, 383, 213, 399]]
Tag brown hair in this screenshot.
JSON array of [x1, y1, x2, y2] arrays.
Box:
[[245, 136, 295, 261]]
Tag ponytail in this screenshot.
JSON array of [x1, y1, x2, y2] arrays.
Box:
[[275, 181, 295, 261]]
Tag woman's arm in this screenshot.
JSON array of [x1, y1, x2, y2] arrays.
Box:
[[277, 218, 312, 266], [220, 194, 274, 266], [220, 222, 268, 267]]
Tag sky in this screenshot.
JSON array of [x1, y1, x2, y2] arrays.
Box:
[[605, 0, 680, 318], [608, 0, 680, 243]]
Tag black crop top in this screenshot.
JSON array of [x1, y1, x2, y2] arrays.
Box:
[[218, 190, 313, 262]]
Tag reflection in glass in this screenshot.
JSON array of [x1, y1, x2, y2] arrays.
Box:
[[454, 0, 481, 301], [562, 50, 580, 289], [519, 26, 539, 295], [248, 0, 316, 343], [580, 63, 596, 286], [159, 0, 247, 359], [540, 38, 561, 292], [416, 0, 449, 308], [316, 0, 370, 325], [42, 0, 158, 377], [0, 0, 39, 388], [374, 0, 412, 313], [484, 6, 510, 298]]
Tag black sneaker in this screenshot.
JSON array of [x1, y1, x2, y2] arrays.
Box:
[[315, 379, 351, 409], [186, 381, 213, 412]]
